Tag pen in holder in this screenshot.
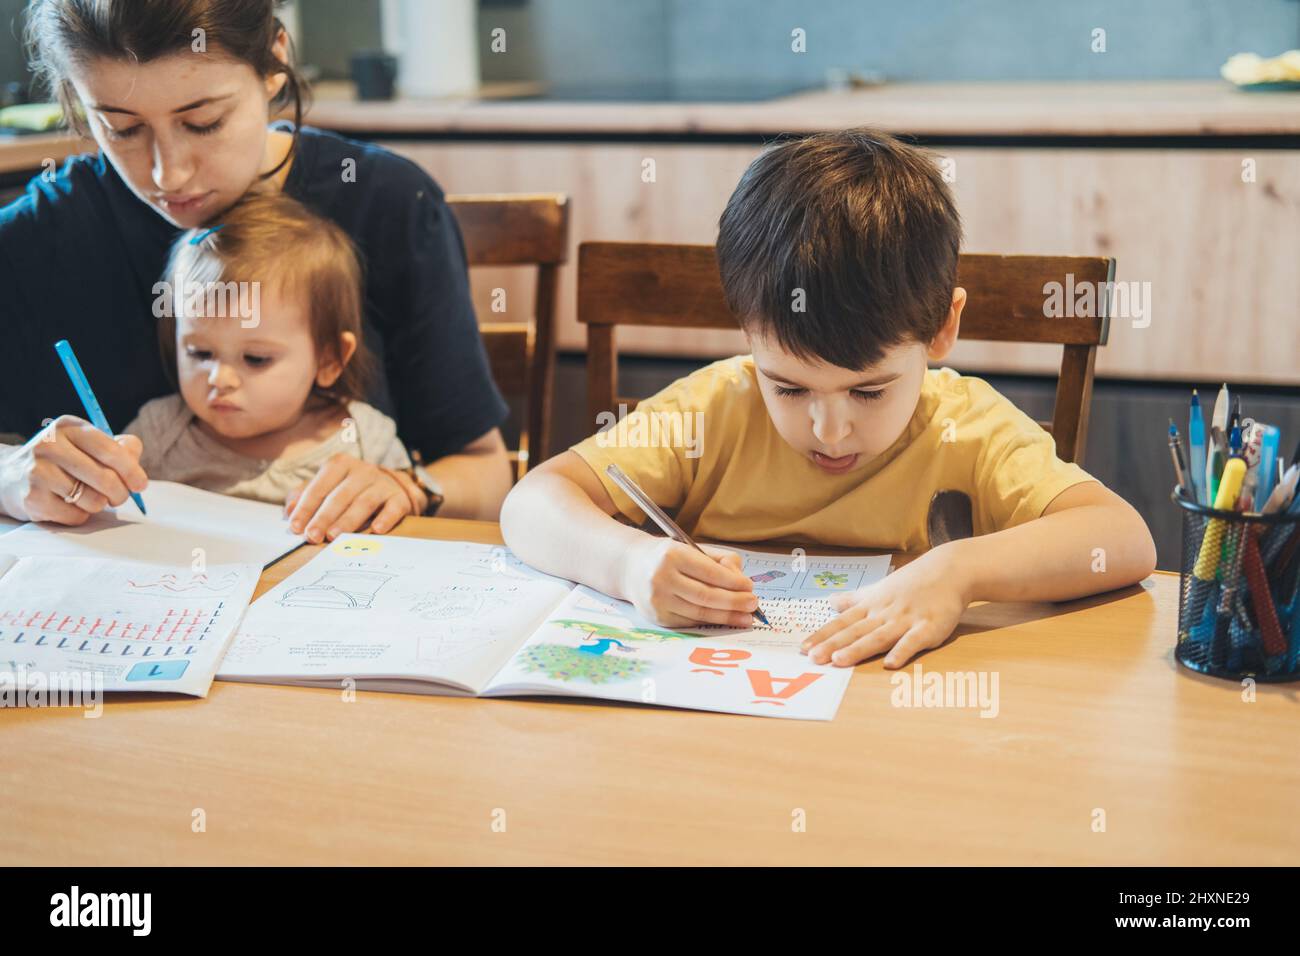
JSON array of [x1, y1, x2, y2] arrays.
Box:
[[1172, 488, 1300, 681]]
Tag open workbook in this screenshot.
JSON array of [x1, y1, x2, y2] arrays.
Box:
[[218, 534, 892, 720], [0, 553, 259, 697]]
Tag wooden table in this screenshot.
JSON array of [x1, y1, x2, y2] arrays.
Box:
[[5, 518, 1296, 865]]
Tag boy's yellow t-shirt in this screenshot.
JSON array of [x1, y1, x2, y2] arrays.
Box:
[[569, 355, 1096, 551]]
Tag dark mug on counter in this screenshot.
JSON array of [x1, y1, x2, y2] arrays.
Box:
[[351, 51, 398, 102]]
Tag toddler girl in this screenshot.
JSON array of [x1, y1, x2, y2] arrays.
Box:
[[126, 191, 434, 540]]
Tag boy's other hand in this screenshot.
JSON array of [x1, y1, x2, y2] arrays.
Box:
[[620, 538, 758, 629], [0, 417, 147, 524], [802, 547, 972, 669]]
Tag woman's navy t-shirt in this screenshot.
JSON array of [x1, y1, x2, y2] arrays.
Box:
[[0, 125, 508, 461]]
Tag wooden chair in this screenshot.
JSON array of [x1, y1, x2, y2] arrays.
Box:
[[578, 242, 1113, 465], [447, 193, 570, 479]]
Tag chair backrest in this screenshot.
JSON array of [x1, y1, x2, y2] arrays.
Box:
[[447, 193, 570, 478], [578, 242, 1112, 465]]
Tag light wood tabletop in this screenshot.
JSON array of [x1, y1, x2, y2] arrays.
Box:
[[4, 518, 1296, 866]]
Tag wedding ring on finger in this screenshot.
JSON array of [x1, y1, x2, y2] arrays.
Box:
[[62, 479, 85, 505]]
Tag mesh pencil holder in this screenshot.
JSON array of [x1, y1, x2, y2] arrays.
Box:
[[1172, 489, 1300, 682]]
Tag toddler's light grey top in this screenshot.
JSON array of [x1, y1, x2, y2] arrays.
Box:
[[124, 395, 411, 506]]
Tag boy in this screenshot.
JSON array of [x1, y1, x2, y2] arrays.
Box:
[[501, 128, 1156, 669]]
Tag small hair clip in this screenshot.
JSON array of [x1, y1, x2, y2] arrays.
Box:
[[189, 224, 225, 246]]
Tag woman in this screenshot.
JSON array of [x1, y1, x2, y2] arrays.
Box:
[[0, 0, 513, 537]]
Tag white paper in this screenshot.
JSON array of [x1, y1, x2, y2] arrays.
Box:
[[0, 481, 303, 568], [218, 535, 573, 693], [0, 555, 258, 697]]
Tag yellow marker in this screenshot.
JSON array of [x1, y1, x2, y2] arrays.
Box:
[[1193, 456, 1246, 580]]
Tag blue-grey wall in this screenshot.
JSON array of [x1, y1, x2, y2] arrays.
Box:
[[0, 0, 27, 90], [7, 0, 1297, 90], [490, 0, 1300, 87], [670, 0, 1299, 82]]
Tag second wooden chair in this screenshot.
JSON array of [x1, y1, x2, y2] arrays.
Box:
[[577, 241, 1112, 466]]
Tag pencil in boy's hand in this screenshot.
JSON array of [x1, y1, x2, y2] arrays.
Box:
[[604, 463, 769, 626], [53, 339, 146, 515]]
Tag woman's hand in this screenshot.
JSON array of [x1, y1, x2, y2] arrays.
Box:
[[0, 416, 147, 524], [284, 453, 425, 543]]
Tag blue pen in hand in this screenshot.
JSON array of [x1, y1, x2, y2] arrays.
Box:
[[53, 339, 147, 515]]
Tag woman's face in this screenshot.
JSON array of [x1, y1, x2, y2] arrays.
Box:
[[66, 44, 289, 229]]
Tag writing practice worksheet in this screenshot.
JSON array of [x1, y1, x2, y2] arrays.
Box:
[[0, 554, 259, 696]]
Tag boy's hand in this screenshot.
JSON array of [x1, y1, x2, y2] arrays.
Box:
[[285, 453, 424, 542], [620, 537, 758, 629], [803, 548, 972, 669]]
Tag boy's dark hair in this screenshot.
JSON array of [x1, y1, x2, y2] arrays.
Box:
[[716, 128, 961, 371]]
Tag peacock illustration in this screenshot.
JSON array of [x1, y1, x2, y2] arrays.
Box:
[[579, 636, 631, 655], [516, 642, 648, 684]]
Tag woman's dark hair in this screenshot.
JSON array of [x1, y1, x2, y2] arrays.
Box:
[[716, 127, 962, 372], [24, 0, 308, 181]]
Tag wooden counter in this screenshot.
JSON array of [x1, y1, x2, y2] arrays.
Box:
[[3, 83, 1296, 383], [0, 132, 84, 177], [303, 81, 1300, 384], [306, 81, 1300, 137]]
